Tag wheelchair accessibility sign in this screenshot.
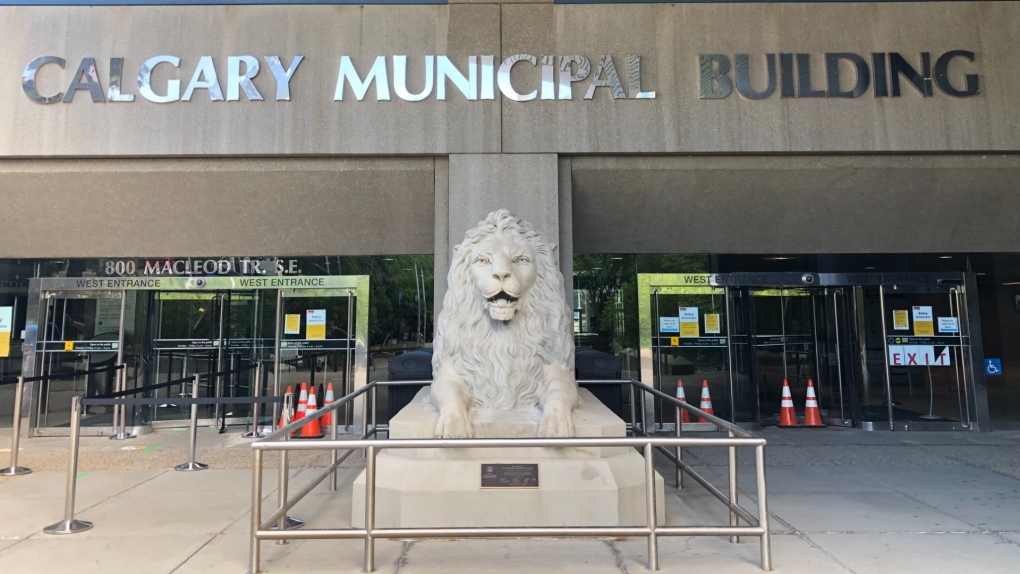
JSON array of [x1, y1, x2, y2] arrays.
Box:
[[986, 358, 1002, 376]]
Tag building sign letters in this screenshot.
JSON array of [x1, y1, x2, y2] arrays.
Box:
[[21, 54, 656, 104], [23, 49, 983, 106], [700, 51, 980, 100]]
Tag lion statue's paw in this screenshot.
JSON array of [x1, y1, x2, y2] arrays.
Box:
[[538, 403, 575, 438], [435, 406, 474, 439]]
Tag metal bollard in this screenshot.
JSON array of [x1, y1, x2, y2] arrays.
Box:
[[272, 392, 303, 533], [175, 374, 208, 472], [44, 396, 93, 534], [109, 366, 135, 441], [0, 377, 32, 476], [243, 363, 267, 439]]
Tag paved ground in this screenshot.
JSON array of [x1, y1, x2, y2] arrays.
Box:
[[1, 426, 1020, 573]]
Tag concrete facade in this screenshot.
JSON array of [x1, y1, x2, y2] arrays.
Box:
[[1, 3, 1018, 423], [2, 2, 1018, 297]]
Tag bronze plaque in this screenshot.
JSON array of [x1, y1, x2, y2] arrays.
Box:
[[480, 463, 539, 489]]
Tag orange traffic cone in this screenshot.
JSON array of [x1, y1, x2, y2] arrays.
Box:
[[291, 383, 308, 437], [676, 380, 690, 424], [278, 385, 293, 429], [295, 385, 325, 439], [778, 379, 800, 427], [802, 379, 826, 428], [322, 382, 335, 428], [697, 380, 714, 423]]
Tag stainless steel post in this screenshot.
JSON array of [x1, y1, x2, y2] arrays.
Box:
[[330, 390, 339, 491], [244, 363, 266, 438], [878, 286, 895, 430], [832, 290, 845, 422], [273, 289, 283, 431], [780, 291, 788, 382], [644, 442, 658, 571], [728, 429, 739, 544], [755, 445, 772, 571], [345, 290, 353, 431], [175, 374, 208, 471], [44, 396, 92, 534], [109, 294, 134, 440], [365, 444, 377, 573], [250, 448, 262, 574], [725, 286, 736, 424], [215, 293, 226, 421], [674, 405, 682, 489], [629, 382, 637, 433], [272, 392, 303, 533], [639, 387, 648, 435], [0, 377, 31, 475], [951, 288, 971, 426]]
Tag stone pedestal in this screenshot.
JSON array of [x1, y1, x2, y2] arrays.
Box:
[[352, 388, 665, 528]]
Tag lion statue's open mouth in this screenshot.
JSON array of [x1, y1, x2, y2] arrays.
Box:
[[430, 209, 579, 439], [485, 290, 520, 321]]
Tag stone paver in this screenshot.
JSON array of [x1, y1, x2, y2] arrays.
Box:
[[0, 428, 1019, 573]]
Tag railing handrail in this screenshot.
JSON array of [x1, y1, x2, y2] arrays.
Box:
[[258, 377, 757, 443], [252, 435, 765, 451]]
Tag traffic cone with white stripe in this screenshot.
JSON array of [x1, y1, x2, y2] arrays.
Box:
[[291, 382, 308, 437], [676, 380, 690, 424], [697, 380, 714, 423], [778, 379, 800, 427], [295, 385, 325, 439], [322, 382, 335, 429], [802, 379, 826, 428]]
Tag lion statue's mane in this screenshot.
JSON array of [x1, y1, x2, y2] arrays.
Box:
[[432, 209, 574, 410]]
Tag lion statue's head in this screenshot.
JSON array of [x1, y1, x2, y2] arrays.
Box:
[[432, 209, 574, 412]]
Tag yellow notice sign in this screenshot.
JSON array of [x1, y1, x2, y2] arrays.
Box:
[[893, 310, 909, 331], [284, 314, 301, 335], [0, 306, 11, 358], [678, 307, 699, 338], [912, 306, 934, 336], [670, 337, 679, 346], [64, 341, 75, 351], [306, 309, 326, 340], [704, 314, 721, 334]]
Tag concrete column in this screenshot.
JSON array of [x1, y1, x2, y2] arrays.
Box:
[[435, 154, 571, 315]]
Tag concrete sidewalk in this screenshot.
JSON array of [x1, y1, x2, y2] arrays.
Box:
[[1, 427, 1019, 573]]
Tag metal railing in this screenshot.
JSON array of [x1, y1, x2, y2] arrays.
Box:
[[42, 366, 283, 535], [1, 363, 126, 477], [249, 379, 772, 573]]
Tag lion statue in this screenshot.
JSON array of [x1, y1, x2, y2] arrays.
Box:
[[430, 209, 578, 438]]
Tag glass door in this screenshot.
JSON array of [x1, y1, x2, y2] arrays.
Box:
[[148, 291, 221, 423], [278, 288, 357, 426], [224, 290, 276, 424], [35, 292, 125, 428], [749, 287, 851, 426], [651, 286, 734, 424], [878, 282, 972, 429]]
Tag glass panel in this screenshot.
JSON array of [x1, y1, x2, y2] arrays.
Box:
[[147, 292, 220, 423], [882, 284, 970, 425], [751, 288, 831, 424], [728, 288, 755, 422], [36, 295, 124, 428], [280, 290, 356, 427], [651, 288, 732, 422]]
